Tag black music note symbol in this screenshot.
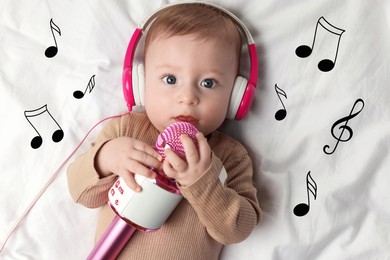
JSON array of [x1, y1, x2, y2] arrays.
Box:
[[295, 16, 345, 72], [45, 19, 61, 58], [73, 75, 96, 99], [24, 104, 64, 149], [323, 99, 365, 155], [274, 84, 287, 121], [293, 171, 317, 217]]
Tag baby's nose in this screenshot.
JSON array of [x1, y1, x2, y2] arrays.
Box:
[[178, 86, 199, 105]]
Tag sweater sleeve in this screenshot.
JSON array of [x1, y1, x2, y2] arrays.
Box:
[[66, 114, 133, 208], [179, 137, 262, 245]]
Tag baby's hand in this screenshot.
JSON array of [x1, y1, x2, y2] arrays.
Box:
[[163, 132, 211, 186], [96, 137, 163, 192]]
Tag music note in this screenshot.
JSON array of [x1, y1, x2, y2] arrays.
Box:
[[73, 75, 96, 99], [274, 84, 287, 121], [24, 104, 64, 149], [295, 16, 345, 72], [45, 18, 61, 58], [293, 171, 317, 217], [323, 99, 365, 155]]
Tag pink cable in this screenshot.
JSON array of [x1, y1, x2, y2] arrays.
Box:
[[0, 113, 126, 254]]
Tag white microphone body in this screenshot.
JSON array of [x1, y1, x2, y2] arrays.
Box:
[[108, 175, 182, 231]]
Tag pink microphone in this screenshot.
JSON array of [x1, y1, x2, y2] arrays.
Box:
[[87, 122, 199, 260]]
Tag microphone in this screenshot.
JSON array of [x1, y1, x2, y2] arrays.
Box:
[[87, 121, 199, 260]]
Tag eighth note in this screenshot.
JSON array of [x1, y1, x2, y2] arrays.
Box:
[[274, 84, 287, 121], [73, 75, 96, 99], [24, 104, 64, 149], [295, 16, 345, 72], [323, 99, 365, 155], [293, 171, 317, 217], [45, 18, 61, 58]]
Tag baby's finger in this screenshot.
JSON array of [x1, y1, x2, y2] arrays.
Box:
[[120, 170, 142, 192], [129, 149, 162, 170], [180, 134, 199, 164], [162, 160, 177, 179], [126, 159, 157, 180], [164, 147, 187, 172], [196, 132, 211, 161], [133, 140, 163, 162]]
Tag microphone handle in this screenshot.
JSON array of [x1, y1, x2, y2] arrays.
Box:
[[86, 215, 136, 260]]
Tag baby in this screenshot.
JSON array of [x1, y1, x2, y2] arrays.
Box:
[[67, 3, 262, 259]]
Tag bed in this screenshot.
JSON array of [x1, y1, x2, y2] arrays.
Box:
[[1, 0, 389, 259]]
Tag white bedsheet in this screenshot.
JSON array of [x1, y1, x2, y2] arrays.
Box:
[[1, 0, 389, 259]]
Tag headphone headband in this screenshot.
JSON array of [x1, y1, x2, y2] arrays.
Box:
[[139, 1, 255, 44], [122, 1, 258, 119]]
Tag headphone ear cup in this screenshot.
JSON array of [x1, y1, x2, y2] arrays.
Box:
[[227, 76, 248, 120], [131, 63, 145, 108]]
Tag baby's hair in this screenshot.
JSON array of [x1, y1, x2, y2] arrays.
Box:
[[144, 3, 242, 60]]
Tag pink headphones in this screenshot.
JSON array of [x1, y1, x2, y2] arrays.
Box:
[[122, 2, 258, 120]]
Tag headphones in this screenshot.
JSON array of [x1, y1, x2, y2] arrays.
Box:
[[122, 1, 258, 120]]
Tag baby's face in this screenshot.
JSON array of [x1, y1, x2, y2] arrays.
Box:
[[144, 34, 239, 135]]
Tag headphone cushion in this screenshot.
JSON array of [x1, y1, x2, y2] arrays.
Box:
[[131, 63, 145, 109], [227, 76, 248, 120]]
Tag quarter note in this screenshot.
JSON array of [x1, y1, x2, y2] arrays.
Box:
[[293, 171, 317, 217], [274, 84, 287, 121], [73, 75, 96, 99], [295, 16, 345, 72], [24, 104, 64, 149], [45, 18, 61, 58], [323, 99, 365, 155]]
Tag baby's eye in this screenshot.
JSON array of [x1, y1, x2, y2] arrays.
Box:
[[201, 79, 215, 88], [162, 75, 177, 85]]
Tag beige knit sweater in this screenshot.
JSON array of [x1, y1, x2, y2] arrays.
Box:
[[67, 112, 262, 260]]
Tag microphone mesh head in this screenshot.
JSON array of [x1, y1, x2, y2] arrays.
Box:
[[155, 122, 199, 159]]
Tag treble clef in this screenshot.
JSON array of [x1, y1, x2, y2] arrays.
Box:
[[323, 99, 365, 155]]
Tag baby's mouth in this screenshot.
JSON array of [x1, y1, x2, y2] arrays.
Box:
[[175, 115, 199, 124]]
